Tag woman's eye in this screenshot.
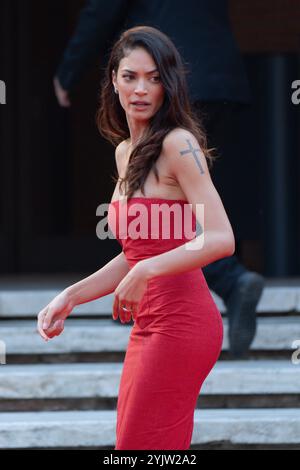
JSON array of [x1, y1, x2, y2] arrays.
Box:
[[122, 75, 160, 82]]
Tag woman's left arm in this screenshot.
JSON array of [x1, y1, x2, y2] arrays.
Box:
[[141, 128, 235, 279]]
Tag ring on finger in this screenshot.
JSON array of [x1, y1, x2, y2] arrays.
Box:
[[121, 304, 132, 312]]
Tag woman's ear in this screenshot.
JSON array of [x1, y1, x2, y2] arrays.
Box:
[[112, 69, 117, 88]]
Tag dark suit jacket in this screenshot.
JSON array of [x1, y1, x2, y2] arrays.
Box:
[[56, 0, 251, 103]]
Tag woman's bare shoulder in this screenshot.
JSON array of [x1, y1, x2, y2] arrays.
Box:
[[115, 139, 129, 162], [162, 127, 196, 149], [162, 128, 199, 159], [115, 139, 129, 157], [115, 139, 130, 175]]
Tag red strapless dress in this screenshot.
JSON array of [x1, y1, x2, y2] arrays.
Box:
[[107, 197, 223, 450]]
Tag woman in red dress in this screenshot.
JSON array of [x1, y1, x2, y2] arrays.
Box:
[[37, 26, 235, 450]]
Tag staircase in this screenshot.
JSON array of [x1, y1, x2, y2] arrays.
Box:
[[0, 275, 300, 450]]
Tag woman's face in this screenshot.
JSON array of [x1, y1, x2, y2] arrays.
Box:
[[112, 47, 165, 122]]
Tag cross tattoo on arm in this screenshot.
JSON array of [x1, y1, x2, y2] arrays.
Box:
[[179, 139, 205, 174]]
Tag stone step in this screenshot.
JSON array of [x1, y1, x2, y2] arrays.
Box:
[[1, 317, 300, 358], [0, 360, 298, 400], [1, 279, 300, 318], [0, 408, 300, 448]]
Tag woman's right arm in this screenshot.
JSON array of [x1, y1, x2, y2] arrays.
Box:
[[37, 143, 128, 340], [65, 250, 130, 307], [66, 140, 129, 306], [37, 251, 130, 341]]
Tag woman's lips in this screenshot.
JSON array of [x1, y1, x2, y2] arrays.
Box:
[[131, 102, 150, 109]]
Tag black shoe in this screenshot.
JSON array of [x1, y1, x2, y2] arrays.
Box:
[[226, 271, 265, 358]]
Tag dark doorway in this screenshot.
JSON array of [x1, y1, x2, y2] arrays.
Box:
[[0, 0, 120, 274]]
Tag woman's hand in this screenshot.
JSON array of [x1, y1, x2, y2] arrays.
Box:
[[53, 76, 71, 107], [37, 290, 74, 341], [112, 262, 150, 323]]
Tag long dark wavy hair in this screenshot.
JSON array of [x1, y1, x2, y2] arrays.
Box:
[[96, 25, 216, 200]]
